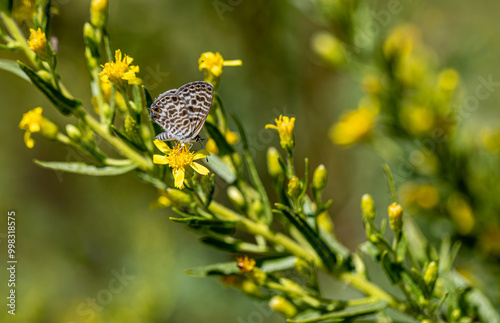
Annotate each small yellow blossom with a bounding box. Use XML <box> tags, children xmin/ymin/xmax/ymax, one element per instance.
<box><xmin>330</xmin><ymin>107</ymin><xmax>377</xmax><ymax>146</ymax></box>
<box><xmin>388</xmin><ymin>202</ymin><xmax>403</xmax><ymax>233</ymax></box>
<box><xmin>438</xmin><ymin>69</ymin><xmax>460</xmax><ymax>92</ymax></box>
<box><xmin>447</xmin><ymin>194</ymin><xmax>474</xmax><ymax>235</ymax></box>
<box><xmin>150</xmin><ymin>190</ymin><xmax>172</xmax><ymax>210</ymax></box>
<box><xmin>225</xmin><ymin>129</ymin><xmax>239</xmax><ymax>145</ymax></box>
<box><xmin>362</xmin><ymin>74</ymin><xmax>382</xmax><ymax>95</ymax></box>
<box><xmin>19</xmin><ymin>107</ymin><xmax>59</xmax><ymax>148</ymax></box>
<box><xmin>198</xmin><ymin>52</ymin><xmax>242</xmax><ymax>80</ymax></box>
<box><xmin>383</xmin><ymin>24</ymin><xmax>420</xmax><ymax>60</ymax></box>
<box><xmin>311</xmin><ymin>31</ymin><xmax>346</xmax><ymax>66</ymax></box>
<box><xmin>265</xmin><ymin>115</ymin><xmax>295</xmax><ymax>153</ymax></box>
<box><xmin>100</xmin><ymin>50</ymin><xmax>141</xmax><ymax>90</ymax></box>
<box><xmin>90</xmin><ymin>0</ymin><xmax>108</xmax><ymax>27</ymax></box>
<box><xmin>236</xmin><ymin>255</ymin><xmax>256</xmax><ymax>273</ymax></box>
<box><xmin>401</xmin><ymin>106</ymin><xmax>435</xmax><ymax>136</ymax></box>
<box><xmin>27</xmin><ymin>28</ymin><xmax>53</xmax><ymax>61</ymax></box>
<box><xmin>153</xmin><ymin>140</ymin><xmax>209</xmax><ymax>189</ymax></box>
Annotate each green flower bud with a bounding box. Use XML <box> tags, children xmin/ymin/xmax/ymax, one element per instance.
<box><xmin>361</xmin><ymin>194</ymin><xmax>376</xmax><ymax>221</ymax></box>
<box><xmin>269</xmin><ymin>296</ymin><xmax>297</xmax><ymax>318</ymax></box>
<box><xmin>423</xmin><ymin>261</ymin><xmax>438</xmax><ymax>285</ymax></box>
<box><xmin>65</xmin><ymin>124</ymin><xmax>82</xmax><ymax>141</ymax></box>
<box><xmin>312</xmin><ymin>164</ymin><xmax>327</xmax><ymax>193</ymax></box>
<box><xmin>227</xmin><ymin>186</ymin><xmax>245</xmax><ymax>209</ymax></box>
<box><xmin>140</xmin><ymin>123</ymin><xmax>154</xmax><ymax>153</ymax></box>
<box><xmin>241</xmin><ymin>279</ymin><xmax>261</xmax><ymax>297</ymax></box>
<box><xmin>388</xmin><ymin>202</ymin><xmax>403</xmax><ymax>233</ymax></box>
<box><xmin>287</xmin><ymin>176</ymin><xmax>302</xmax><ymax>200</ymax></box>
<box><xmin>124</xmin><ymin>115</ymin><xmax>138</xmax><ymax>138</ymax></box>
<box><xmin>267</xmin><ymin>147</ymin><xmax>283</xmax><ymax>178</ymax></box>
<box><xmin>165</xmin><ymin>188</ymin><xmax>192</xmax><ymax>207</ymax></box>
<box><xmin>37</xmin><ymin>70</ymin><xmax>52</xmax><ymax>83</ymax></box>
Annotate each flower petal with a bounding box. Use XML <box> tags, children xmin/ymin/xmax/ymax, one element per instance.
<box><xmin>190</xmin><ymin>162</ymin><xmax>210</xmax><ymax>175</ymax></box>
<box><xmin>192</xmin><ymin>151</ymin><xmax>210</xmax><ymax>160</ymax></box>
<box><xmin>154</xmin><ymin>140</ymin><xmax>171</xmax><ymax>154</ymax></box>
<box><xmin>153</xmin><ymin>154</ymin><xmax>169</xmax><ymax>164</ymax></box>
<box><xmin>173</xmin><ymin>168</ymin><xmax>185</xmax><ymax>189</ymax></box>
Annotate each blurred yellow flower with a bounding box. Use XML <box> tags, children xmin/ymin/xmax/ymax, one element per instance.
<box><xmin>27</xmin><ymin>28</ymin><xmax>53</xmax><ymax>61</ymax></box>
<box><xmin>19</xmin><ymin>107</ymin><xmax>58</xmax><ymax>148</ymax></box>
<box><xmin>198</xmin><ymin>52</ymin><xmax>242</xmax><ymax>78</ymax></box>
<box><xmin>383</xmin><ymin>24</ymin><xmax>420</xmax><ymax>60</ymax></box>
<box><xmin>153</xmin><ymin>140</ymin><xmax>210</xmax><ymax>189</ymax></box>
<box><xmin>236</xmin><ymin>255</ymin><xmax>256</xmax><ymax>273</ymax></box>
<box><xmin>362</xmin><ymin>74</ymin><xmax>382</xmax><ymax>95</ymax></box>
<box><xmin>438</xmin><ymin>69</ymin><xmax>460</xmax><ymax>92</ymax></box>
<box><xmin>150</xmin><ymin>190</ymin><xmax>172</xmax><ymax>210</ymax></box>
<box><xmin>12</xmin><ymin>0</ymin><xmax>35</xmax><ymax>23</ymax></box>
<box><xmin>481</xmin><ymin>128</ymin><xmax>500</xmax><ymax>153</ymax></box>
<box><xmin>311</xmin><ymin>31</ymin><xmax>346</xmax><ymax>66</ymax></box>
<box><xmin>401</xmin><ymin>183</ymin><xmax>439</xmax><ymax>209</ymax></box>
<box><xmin>90</xmin><ymin>0</ymin><xmax>108</xmax><ymax>27</ymax></box>
<box><xmin>265</xmin><ymin>115</ymin><xmax>295</xmax><ymax>152</ymax></box>
<box><xmin>100</xmin><ymin>50</ymin><xmax>141</xmax><ymax>89</ymax></box>
<box><xmin>447</xmin><ymin>194</ymin><xmax>474</xmax><ymax>235</ymax></box>
<box><xmin>330</xmin><ymin>107</ymin><xmax>377</xmax><ymax>146</ymax></box>
<box><xmin>225</xmin><ymin>129</ymin><xmax>239</xmax><ymax>145</ymax></box>
<box><xmin>401</xmin><ymin>106</ymin><xmax>435</xmax><ymax>135</ymax></box>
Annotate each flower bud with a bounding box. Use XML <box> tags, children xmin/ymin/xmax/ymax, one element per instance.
<box><xmin>65</xmin><ymin>124</ymin><xmax>82</xmax><ymax>141</ymax></box>
<box><xmin>90</xmin><ymin>0</ymin><xmax>108</xmax><ymax>28</ymax></box>
<box><xmin>267</xmin><ymin>147</ymin><xmax>283</xmax><ymax>178</ymax></box>
<box><xmin>317</xmin><ymin>211</ymin><xmax>334</xmax><ymax>233</ymax></box>
<box><xmin>124</xmin><ymin>115</ymin><xmax>138</xmax><ymax>137</ymax></box>
<box><xmin>165</xmin><ymin>188</ymin><xmax>192</xmax><ymax>207</ymax></box>
<box><xmin>227</xmin><ymin>186</ymin><xmax>245</xmax><ymax>209</ymax></box>
<box><xmin>388</xmin><ymin>202</ymin><xmax>403</xmax><ymax>233</ymax></box>
<box><xmin>312</xmin><ymin>164</ymin><xmax>327</xmax><ymax>193</ymax></box>
<box><xmin>287</xmin><ymin>176</ymin><xmax>302</xmax><ymax>200</ymax></box>
<box><xmin>361</xmin><ymin>194</ymin><xmax>376</xmax><ymax>221</ymax></box>
<box><xmin>269</xmin><ymin>296</ymin><xmax>297</xmax><ymax>318</ymax></box>
<box><xmin>423</xmin><ymin>261</ymin><xmax>438</xmax><ymax>285</ymax></box>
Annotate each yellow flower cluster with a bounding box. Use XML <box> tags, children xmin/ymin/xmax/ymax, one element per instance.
<box><xmin>198</xmin><ymin>51</ymin><xmax>242</xmax><ymax>84</ymax></box>
<box><xmin>27</xmin><ymin>28</ymin><xmax>53</xmax><ymax>62</ymax></box>
<box><xmin>330</xmin><ymin>107</ymin><xmax>377</xmax><ymax>146</ymax></box>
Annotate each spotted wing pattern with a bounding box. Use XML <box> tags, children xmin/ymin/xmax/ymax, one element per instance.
<box><xmin>149</xmin><ymin>81</ymin><xmax>214</xmax><ymax>144</ymax></box>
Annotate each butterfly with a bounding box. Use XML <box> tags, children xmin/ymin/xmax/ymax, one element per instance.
<box><xmin>149</xmin><ymin>81</ymin><xmax>214</xmax><ymax>151</ymax></box>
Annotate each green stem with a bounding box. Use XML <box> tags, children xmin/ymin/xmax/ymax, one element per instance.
<box><xmin>0</xmin><ymin>13</ymin><xmax>39</xmax><ymax>68</ymax></box>
<box><xmin>82</xmin><ymin>111</ymin><xmax>153</xmax><ymax>172</ymax></box>
<box><xmin>209</xmin><ymin>200</ymin><xmax>403</xmax><ymax>311</ymax></box>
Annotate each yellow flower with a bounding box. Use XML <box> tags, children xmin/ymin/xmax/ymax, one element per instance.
<box><xmin>19</xmin><ymin>107</ymin><xmax>58</xmax><ymax>148</ymax></box>
<box><xmin>90</xmin><ymin>0</ymin><xmax>108</xmax><ymax>27</ymax></box>
<box><xmin>198</xmin><ymin>51</ymin><xmax>242</xmax><ymax>80</ymax></box>
<box><xmin>383</xmin><ymin>24</ymin><xmax>420</xmax><ymax>60</ymax></box>
<box><xmin>438</xmin><ymin>68</ymin><xmax>460</xmax><ymax>92</ymax></box>
<box><xmin>236</xmin><ymin>255</ymin><xmax>256</xmax><ymax>273</ymax></box>
<box><xmin>401</xmin><ymin>106</ymin><xmax>435</xmax><ymax>136</ymax></box>
<box><xmin>152</xmin><ymin>140</ymin><xmax>210</xmax><ymax>189</ymax></box>
<box><xmin>100</xmin><ymin>50</ymin><xmax>141</xmax><ymax>90</ymax></box>
<box><xmin>329</xmin><ymin>107</ymin><xmax>377</xmax><ymax>146</ymax></box>
<box><xmin>27</xmin><ymin>28</ymin><xmax>53</xmax><ymax>61</ymax></box>
<box><xmin>311</xmin><ymin>31</ymin><xmax>346</xmax><ymax>67</ymax></box>
<box><xmin>12</xmin><ymin>0</ymin><xmax>35</xmax><ymax>23</ymax></box>
<box><xmin>447</xmin><ymin>194</ymin><xmax>474</xmax><ymax>235</ymax></box>
<box><xmin>265</xmin><ymin>115</ymin><xmax>296</xmax><ymax>153</ymax></box>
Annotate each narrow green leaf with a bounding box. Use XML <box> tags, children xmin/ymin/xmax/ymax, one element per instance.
<box><xmin>288</xmin><ymin>300</ymin><xmax>387</xmax><ymax>323</ymax></box>
<box><xmin>231</xmin><ymin>113</ymin><xmax>272</xmax><ymax>223</ymax></box>
<box><xmin>136</xmin><ymin>171</ymin><xmax>168</xmax><ymax>190</ymax></box>
<box><xmin>18</xmin><ymin>62</ymin><xmax>81</xmax><ymax>115</ymax></box>
<box><xmin>205</xmin><ymin>154</ymin><xmax>236</xmax><ymax>183</ymax></box>
<box><xmin>170</xmin><ymin>217</ymin><xmax>236</xmax><ymax>228</ymax></box>
<box><xmin>35</xmin><ymin>160</ymin><xmax>137</xmax><ymax>176</ymax></box>
<box><xmin>359</xmin><ymin>241</ymin><xmax>382</xmax><ymax>261</ymax></box>
<box><xmin>204</xmin><ymin>122</ymin><xmax>234</xmax><ymax>156</ymax></box>
<box><xmin>184</xmin><ymin>261</ymin><xmax>239</xmax><ymax>277</ymax></box>
<box><xmin>200</xmin><ymin>236</ymin><xmax>278</xmax><ymax>254</ymax></box>
<box><xmin>278</xmin><ymin>207</ymin><xmax>337</xmax><ymax>270</ymax></box>
<box><xmin>259</xmin><ymin>256</ymin><xmax>297</xmax><ymax>272</ymax></box>
<box><xmin>0</xmin><ymin>59</ymin><xmax>29</xmax><ymax>81</ymax></box>
<box><xmin>110</xmin><ymin>125</ymin><xmax>146</xmax><ymax>152</ymax></box>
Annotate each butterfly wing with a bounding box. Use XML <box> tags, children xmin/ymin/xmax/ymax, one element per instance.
<box><xmin>150</xmin><ymin>89</ymin><xmax>193</xmax><ymax>141</ymax></box>
<box><xmin>175</xmin><ymin>81</ymin><xmax>214</xmax><ymax>140</ymax></box>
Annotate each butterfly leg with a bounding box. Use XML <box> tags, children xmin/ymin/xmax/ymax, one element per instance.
<box><xmin>193</xmin><ymin>136</ymin><xmax>209</xmax><ymax>162</ymax></box>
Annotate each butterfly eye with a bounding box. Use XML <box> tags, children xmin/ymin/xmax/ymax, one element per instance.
<box><xmin>153</xmin><ymin>107</ymin><xmax>160</xmax><ymax>112</ymax></box>
<box><xmin>152</xmin><ymin>114</ymin><xmax>159</xmax><ymax>119</ymax></box>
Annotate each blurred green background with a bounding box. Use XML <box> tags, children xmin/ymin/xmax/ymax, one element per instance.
<box><xmin>1</xmin><ymin>0</ymin><xmax>500</xmax><ymax>322</ymax></box>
